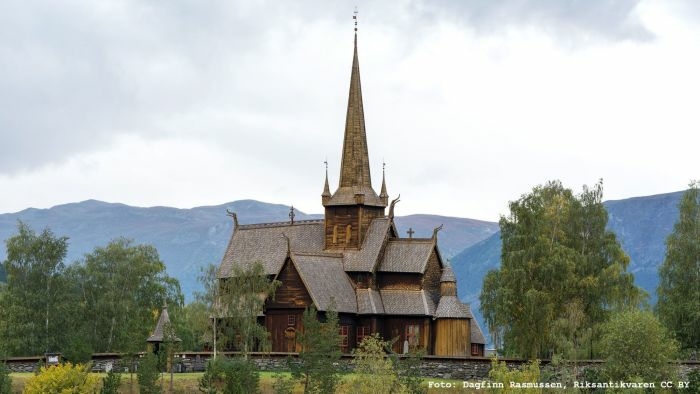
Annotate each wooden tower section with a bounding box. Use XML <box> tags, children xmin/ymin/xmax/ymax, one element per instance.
<box><xmin>434</xmin><ymin>266</ymin><xmax>471</xmax><ymax>356</ymax></box>
<box><xmin>322</xmin><ymin>32</ymin><xmax>387</xmax><ymax>250</ymax></box>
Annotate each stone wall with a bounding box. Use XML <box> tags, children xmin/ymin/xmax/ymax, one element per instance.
<box><xmin>4</xmin><ymin>352</ymin><xmax>699</xmax><ymax>381</ymax></box>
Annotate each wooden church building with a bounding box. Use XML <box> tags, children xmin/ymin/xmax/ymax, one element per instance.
<box><xmin>218</xmin><ymin>28</ymin><xmax>485</xmax><ymax>357</ymax></box>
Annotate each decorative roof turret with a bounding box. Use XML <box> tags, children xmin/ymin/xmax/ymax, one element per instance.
<box><xmin>380</xmin><ymin>162</ymin><xmax>389</xmax><ymax>205</ymax></box>
<box><xmin>322</xmin><ymin>161</ymin><xmax>331</xmax><ymax>204</ymax></box>
<box><xmin>147</xmin><ymin>304</ymin><xmax>181</xmax><ymax>343</ymax></box>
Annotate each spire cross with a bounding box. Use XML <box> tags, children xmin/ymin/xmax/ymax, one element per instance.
<box><xmin>324</xmin><ymin>159</ymin><xmax>328</xmax><ymax>171</ymax></box>
<box><xmin>407</xmin><ymin>228</ymin><xmax>415</xmax><ymax>238</ymax></box>
<box><xmin>289</xmin><ymin>205</ymin><xmax>296</xmax><ymax>225</ymax></box>
<box><xmin>353</xmin><ymin>7</ymin><xmax>358</xmax><ymax>32</ymax></box>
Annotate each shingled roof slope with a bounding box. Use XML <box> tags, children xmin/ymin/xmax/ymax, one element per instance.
<box><xmin>434</xmin><ymin>295</ymin><xmax>473</xmax><ymax>319</ymax></box>
<box><xmin>292</xmin><ymin>253</ymin><xmax>357</xmax><ymax>313</ymax></box>
<box><xmin>380</xmin><ymin>290</ymin><xmax>435</xmax><ymax>316</ymax></box>
<box><xmin>471</xmin><ymin>317</ymin><xmax>487</xmax><ymax>344</ymax></box>
<box><xmin>219</xmin><ymin>220</ymin><xmax>324</xmax><ymax>278</ymax></box>
<box><xmin>344</xmin><ymin>217</ymin><xmax>391</xmax><ymax>271</ymax></box>
<box><xmin>147</xmin><ymin>305</ymin><xmax>181</xmax><ymax>343</ymax></box>
<box><xmin>356</xmin><ymin>288</ymin><xmax>385</xmax><ymax>314</ymax></box>
<box><xmin>378</xmin><ymin>239</ymin><xmax>434</xmax><ymax>273</ymax></box>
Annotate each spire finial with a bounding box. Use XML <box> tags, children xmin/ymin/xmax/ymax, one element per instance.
<box><xmin>353</xmin><ymin>7</ymin><xmax>358</xmax><ymax>32</ymax></box>
<box><xmin>289</xmin><ymin>205</ymin><xmax>296</xmax><ymax>225</ymax></box>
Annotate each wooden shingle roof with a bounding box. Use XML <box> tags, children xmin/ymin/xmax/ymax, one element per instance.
<box><xmin>343</xmin><ymin>217</ymin><xmax>391</xmax><ymax>272</ymax></box>
<box><xmin>379</xmin><ymin>290</ymin><xmax>436</xmax><ymax>316</ymax></box>
<box><xmin>356</xmin><ymin>288</ymin><xmax>385</xmax><ymax>314</ymax></box>
<box><xmin>378</xmin><ymin>239</ymin><xmax>434</xmax><ymax>273</ymax></box>
<box><xmin>147</xmin><ymin>305</ymin><xmax>181</xmax><ymax>343</ymax></box>
<box><xmin>218</xmin><ymin>220</ymin><xmax>324</xmax><ymax>278</ymax></box>
<box><xmin>471</xmin><ymin>317</ymin><xmax>487</xmax><ymax>344</ymax></box>
<box><xmin>434</xmin><ymin>295</ymin><xmax>473</xmax><ymax>319</ymax></box>
<box><xmin>291</xmin><ymin>253</ymin><xmax>357</xmax><ymax>313</ymax></box>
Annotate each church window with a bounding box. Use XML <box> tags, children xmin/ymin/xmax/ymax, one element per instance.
<box><xmin>471</xmin><ymin>343</ymin><xmax>481</xmax><ymax>356</ymax></box>
<box><xmin>287</xmin><ymin>315</ymin><xmax>296</xmax><ymax>326</ymax></box>
<box><xmin>339</xmin><ymin>325</ymin><xmax>349</xmax><ymax>352</ymax></box>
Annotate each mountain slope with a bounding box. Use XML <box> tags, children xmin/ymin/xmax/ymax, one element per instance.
<box><xmin>0</xmin><ymin>200</ymin><xmax>497</xmax><ymax>298</ymax></box>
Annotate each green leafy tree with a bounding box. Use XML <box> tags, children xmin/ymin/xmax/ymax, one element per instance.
<box><xmin>195</xmin><ymin>263</ymin><xmax>224</xmax><ymax>357</ymax></box>
<box><xmin>657</xmin><ymin>181</ymin><xmax>700</xmax><ymax>351</ymax></box>
<box><xmin>294</xmin><ymin>305</ymin><xmax>341</xmax><ymax>393</ymax></box>
<box><xmin>71</xmin><ymin>238</ymin><xmax>183</xmax><ymax>353</ymax></box>
<box><xmin>350</xmin><ymin>333</ymin><xmax>400</xmax><ymax>394</ymax></box>
<box><xmin>0</xmin><ymin>222</ymin><xmax>71</xmax><ymax>356</ymax></box>
<box><xmin>600</xmin><ymin>309</ymin><xmax>678</xmax><ymax>382</ymax></box>
<box><xmin>481</xmin><ymin>180</ymin><xmax>644</xmax><ymax>358</ymax></box>
<box><xmin>218</xmin><ymin>261</ymin><xmax>279</xmax><ymax>357</ymax></box>
<box><xmin>487</xmin><ymin>359</ymin><xmax>541</xmax><ymax>394</ymax></box>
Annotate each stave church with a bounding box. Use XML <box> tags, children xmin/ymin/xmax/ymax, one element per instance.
<box><xmin>217</xmin><ymin>25</ymin><xmax>485</xmax><ymax>357</ymax></box>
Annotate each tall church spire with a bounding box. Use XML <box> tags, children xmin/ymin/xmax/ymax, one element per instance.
<box><xmin>324</xmin><ymin>22</ymin><xmax>385</xmax><ymax>208</ymax></box>
<box><xmin>339</xmin><ymin>31</ymin><xmax>371</xmax><ymax>189</ymax></box>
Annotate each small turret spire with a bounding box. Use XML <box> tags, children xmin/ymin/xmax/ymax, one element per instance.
<box><xmin>322</xmin><ymin>160</ymin><xmax>331</xmax><ymax>204</ymax></box>
<box><xmin>380</xmin><ymin>161</ymin><xmax>388</xmax><ymax>204</ymax></box>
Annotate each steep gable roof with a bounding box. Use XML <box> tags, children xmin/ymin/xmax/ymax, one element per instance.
<box><xmin>378</xmin><ymin>238</ymin><xmax>434</xmax><ymax>273</ymax></box>
<box><xmin>471</xmin><ymin>317</ymin><xmax>487</xmax><ymax>345</ymax></box>
<box><xmin>356</xmin><ymin>288</ymin><xmax>385</xmax><ymax>314</ymax></box>
<box><xmin>343</xmin><ymin>217</ymin><xmax>391</xmax><ymax>272</ymax></box>
<box><xmin>218</xmin><ymin>220</ymin><xmax>324</xmax><ymax>278</ymax></box>
<box><xmin>291</xmin><ymin>253</ymin><xmax>357</xmax><ymax>313</ymax></box>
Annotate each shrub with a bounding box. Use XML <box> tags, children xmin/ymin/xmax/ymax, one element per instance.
<box><xmin>487</xmin><ymin>358</ymin><xmax>541</xmax><ymax>394</ymax></box>
<box><xmin>221</xmin><ymin>357</ymin><xmax>259</xmax><ymax>394</ymax></box>
<box><xmin>350</xmin><ymin>333</ymin><xmax>400</xmax><ymax>394</ymax></box>
<box><xmin>600</xmin><ymin>309</ymin><xmax>678</xmax><ymax>382</ymax></box>
<box><xmin>199</xmin><ymin>357</ymin><xmax>226</xmax><ymax>393</ymax></box>
<box><xmin>686</xmin><ymin>368</ymin><xmax>700</xmax><ymax>394</ymax></box>
<box><xmin>137</xmin><ymin>353</ymin><xmax>160</xmax><ymax>394</ymax></box>
<box><xmin>272</xmin><ymin>373</ymin><xmax>295</xmax><ymax>394</ymax></box>
<box><xmin>24</xmin><ymin>362</ymin><xmax>99</xmax><ymax>394</ymax></box>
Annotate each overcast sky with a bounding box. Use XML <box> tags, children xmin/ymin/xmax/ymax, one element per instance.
<box><xmin>1</xmin><ymin>0</ymin><xmax>698</xmax><ymax>221</ymax></box>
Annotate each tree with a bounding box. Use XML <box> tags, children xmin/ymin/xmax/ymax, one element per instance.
<box><xmin>294</xmin><ymin>305</ymin><xmax>341</xmax><ymax>393</ymax></box>
<box><xmin>600</xmin><ymin>309</ymin><xmax>678</xmax><ymax>382</ymax></box>
<box><xmin>480</xmin><ymin>180</ymin><xmax>644</xmax><ymax>358</ymax></box>
<box><xmin>657</xmin><ymin>181</ymin><xmax>700</xmax><ymax>352</ymax></box>
<box><xmin>195</xmin><ymin>263</ymin><xmax>223</xmax><ymax>357</ymax></box>
<box><xmin>218</xmin><ymin>261</ymin><xmax>279</xmax><ymax>357</ymax></box>
<box><xmin>0</xmin><ymin>222</ymin><xmax>71</xmax><ymax>356</ymax></box>
<box><xmin>349</xmin><ymin>333</ymin><xmax>400</xmax><ymax>394</ymax></box>
<box><xmin>71</xmin><ymin>238</ymin><xmax>183</xmax><ymax>353</ymax></box>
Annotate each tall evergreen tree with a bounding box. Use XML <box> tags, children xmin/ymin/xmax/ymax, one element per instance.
<box><xmin>657</xmin><ymin>181</ymin><xmax>700</xmax><ymax>351</ymax></box>
<box><xmin>480</xmin><ymin>180</ymin><xmax>644</xmax><ymax>358</ymax></box>
<box><xmin>0</xmin><ymin>222</ymin><xmax>70</xmax><ymax>356</ymax></box>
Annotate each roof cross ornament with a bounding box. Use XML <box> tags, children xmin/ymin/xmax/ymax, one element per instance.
<box><xmin>407</xmin><ymin>228</ymin><xmax>415</xmax><ymax>238</ymax></box>
<box><xmin>353</xmin><ymin>7</ymin><xmax>358</xmax><ymax>32</ymax></box>
<box><xmin>289</xmin><ymin>205</ymin><xmax>296</xmax><ymax>225</ymax></box>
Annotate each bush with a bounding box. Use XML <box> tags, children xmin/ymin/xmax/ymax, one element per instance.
<box><xmin>137</xmin><ymin>353</ymin><xmax>160</xmax><ymax>394</ymax></box>
<box><xmin>24</xmin><ymin>362</ymin><xmax>99</xmax><ymax>394</ymax></box>
<box><xmin>0</xmin><ymin>362</ymin><xmax>10</xmax><ymax>394</ymax></box>
<box><xmin>221</xmin><ymin>357</ymin><xmax>259</xmax><ymax>394</ymax></box>
<box><xmin>687</xmin><ymin>368</ymin><xmax>700</xmax><ymax>394</ymax></box>
<box><xmin>272</xmin><ymin>373</ymin><xmax>295</xmax><ymax>394</ymax></box>
<box><xmin>600</xmin><ymin>309</ymin><xmax>678</xmax><ymax>382</ymax></box>
<box><xmin>198</xmin><ymin>357</ymin><xmax>260</xmax><ymax>394</ymax></box>
<box><xmin>487</xmin><ymin>358</ymin><xmax>541</xmax><ymax>394</ymax></box>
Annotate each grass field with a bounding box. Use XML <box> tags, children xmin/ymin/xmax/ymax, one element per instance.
<box><xmin>9</xmin><ymin>371</ymin><xmax>470</xmax><ymax>393</ymax></box>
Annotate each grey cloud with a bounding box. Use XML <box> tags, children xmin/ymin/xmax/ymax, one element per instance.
<box><xmin>0</xmin><ymin>0</ymin><xmax>659</xmax><ymax>174</ymax></box>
